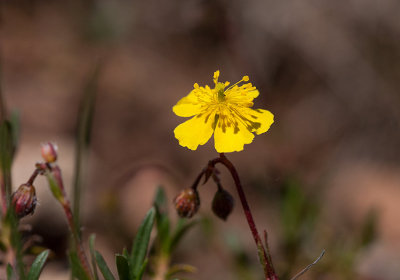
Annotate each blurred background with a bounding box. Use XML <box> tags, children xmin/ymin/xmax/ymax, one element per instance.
<box><xmin>2</xmin><ymin>0</ymin><xmax>400</xmax><ymax>279</ymax></box>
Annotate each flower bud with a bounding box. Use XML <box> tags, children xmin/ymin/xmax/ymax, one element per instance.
<box><xmin>212</xmin><ymin>188</ymin><xmax>234</xmax><ymax>221</ymax></box>
<box><xmin>41</xmin><ymin>142</ymin><xmax>58</xmax><ymax>163</ymax></box>
<box><xmin>174</xmin><ymin>188</ymin><xmax>200</xmax><ymax>218</ymax></box>
<box><xmin>11</xmin><ymin>184</ymin><xmax>37</xmax><ymax>218</ymax></box>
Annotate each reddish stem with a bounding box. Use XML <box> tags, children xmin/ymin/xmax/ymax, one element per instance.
<box><xmin>27</xmin><ymin>168</ymin><xmax>41</xmax><ymax>186</ymax></box>
<box><xmin>0</xmin><ymin>170</ymin><xmax>7</xmax><ymax>214</ymax></box>
<box><xmin>51</xmin><ymin>166</ymin><xmax>92</xmax><ymax>279</ymax></box>
<box><xmin>28</xmin><ymin>163</ymin><xmax>92</xmax><ymax>278</ymax></box>
<box><xmin>210</xmin><ymin>153</ymin><xmax>279</xmax><ymax>280</ymax></box>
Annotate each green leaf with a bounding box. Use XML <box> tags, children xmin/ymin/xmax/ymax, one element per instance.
<box><xmin>136</xmin><ymin>259</ymin><xmax>148</xmax><ymax>280</ymax></box>
<box><xmin>130</xmin><ymin>207</ymin><xmax>156</xmax><ymax>278</ymax></box>
<box><xmin>6</xmin><ymin>210</ymin><xmax>26</xmax><ymax>279</ymax></box>
<box><xmin>0</xmin><ymin>120</ymin><xmax>14</xmax><ymax>170</ymax></box>
<box><xmin>157</xmin><ymin>215</ymin><xmax>171</xmax><ymax>254</ymax></box>
<box><xmin>153</xmin><ymin>187</ymin><xmax>167</xmax><ymax>213</ymax></box>
<box><xmin>122</xmin><ymin>248</ymin><xmax>129</xmax><ymax>259</ymax></box>
<box><xmin>27</xmin><ymin>250</ymin><xmax>50</xmax><ymax>280</ymax></box>
<box><xmin>360</xmin><ymin>208</ymin><xmax>378</xmax><ymax>247</ymax></box>
<box><xmin>73</xmin><ymin>65</ymin><xmax>99</xmax><ymax>232</ymax></box>
<box><xmin>95</xmin><ymin>251</ymin><xmax>115</xmax><ymax>280</ymax></box>
<box><xmin>153</xmin><ymin>187</ymin><xmax>171</xmax><ymax>254</ymax></box>
<box><xmin>116</xmin><ymin>254</ymin><xmax>130</xmax><ymax>280</ymax></box>
<box><xmin>89</xmin><ymin>234</ymin><xmax>99</xmax><ymax>280</ymax></box>
<box><xmin>9</xmin><ymin>111</ymin><xmax>20</xmax><ymax>154</ymax></box>
<box><xmin>69</xmin><ymin>251</ymin><xmax>91</xmax><ymax>280</ymax></box>
<box><xmin>6</xmin><ymin>264</ymin><xmax>14</xmax><ymax>280</ymax></box>
<box><xmin>166</xmin><ymin>264</ymin><xmax>197</xmax><ymax>279</ymax></box>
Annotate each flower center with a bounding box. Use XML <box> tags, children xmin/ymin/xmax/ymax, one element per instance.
<box><xmin>215</xmin><ymin>83</ymin><xmax>226</xmax><ymax>102</ymax></box>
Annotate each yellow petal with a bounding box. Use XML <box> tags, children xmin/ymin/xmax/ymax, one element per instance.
<box><xmin>244</xmin><ymin>108</ymin><xmax>274</xmax><ymax>135</ymax></box>
<box><xmin>174</xmin><ymin>112</ymin><xmax>215</xmax><ymax>150</ymax></box>
<box><xmin>247</xmin><ymin>89</ymin><xmax>259</xmax><ymax>99</ymax></box>
<box><xmin>172</xmin><ymin>90</ymin><xmax>202</xmax><ymax>117</ymax></box>
<box><xmin>214</xmin><ymin>119</ymin><xmax>254</xmax><ymax>153</ymax></box>
<box><xmin>225</xmin><ymin>88</ymin><xmax>259</xmax><ymax>103</ymax></box>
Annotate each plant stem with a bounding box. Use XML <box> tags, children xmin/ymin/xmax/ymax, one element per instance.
<box><xmin>0</xmin><ymin>170</ymin><xmax>7</xmax><ymax>215</ymax></box>
<box><xmin>209</xmin><ymin>153</ymin><xmax>279</xmax><ymax>280</ymax></box>
<box><xmin>27</xmin><ymin>168</ymin><xmax>41</xmax><ymax>186</ymax></box>
<box><xmin>51</xmin><ymin>166</ymin><xmax>93</xmax><ymax>279</ymax></box>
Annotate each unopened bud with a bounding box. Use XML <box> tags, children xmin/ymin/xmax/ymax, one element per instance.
<box><xmin>11</xmin><ymin>184</ymin><xmax>37</xmax><ymax>218</ymax></box>
<box><xmin>212</xmin><ymin>188</ymin><xmax>234</xmax><ymax>221</ymax></box>
<box><xmin>41</xmin><ymin>142</ymin><xmax>58</xmax><ymax>163</ymax></box>
<box><xmin>174</xmin><ymin>188</ymin><xmax>200</xmax><ymax>218</ymax></box>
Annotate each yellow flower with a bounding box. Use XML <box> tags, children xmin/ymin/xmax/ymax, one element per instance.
<box><xmin>173</xmin><ymin>70</ymin><xmax>274</xmax><ymax>153</ymax></box>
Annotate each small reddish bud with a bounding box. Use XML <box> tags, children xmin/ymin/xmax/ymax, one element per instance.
<box><xmin>11</xmin><ymin>184</ymin><xmax>37</xmax><ymax>218</ymax></box>
<box><xmin>41</xmin><ymin>142</ymin><xmax>58</xmax><ymax>163</ymax></box>
<box><xmin>212</xmin><ymin>188</ymin><xmax>234</xmax><ymax>221</ymax></box>
<box><xmin>174</xmin><ymin>188</ymin><xmax>200</xmax><ymax>218</ymax></box>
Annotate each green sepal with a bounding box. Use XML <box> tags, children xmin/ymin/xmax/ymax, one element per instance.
<box><xmin>44</xmin><ymin>171</ymin><xmax>64</xmax><ymax>202</ymax></box>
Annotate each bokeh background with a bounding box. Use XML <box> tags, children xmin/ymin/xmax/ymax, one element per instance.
<box><xmin>2</xmin><ymin>0</ymin><xmax>400</xmax><ymax>279</ymax></box>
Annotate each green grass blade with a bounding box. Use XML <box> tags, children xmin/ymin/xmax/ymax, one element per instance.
<box><xmin>95</xmin><ymin>251</ymin><xmax>116</xmax><ymax>280</ymax></box>
<box><xmin>130</xmin><ymin>207</ymin><xmax>156</xmax><ymax>278</ymax></box>
<box><xmin>27</xmin><ymin>250</ymin><xmax>50</xmax><ymax>280</ymax></box>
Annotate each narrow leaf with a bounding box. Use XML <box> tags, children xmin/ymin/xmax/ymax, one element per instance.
<box><xmin>130</xmin><ymin>207</ymin><xmax>156</xmax><ymax>278</ymax></box>
<box><xmin>136</xmin><ymin>259</ymin><xmax>148</xmax><ymax>280</ymax></box>
<box><xmin>153</xmin><ymin>187</ymin><xmax>171</xmax><ymax>254</ymax></box>
<box><xmin>122</xmin><ymin>248</ymin><xmax>129</xmax><ymax>259</ymax></box>
<box><xmin>69</xmin><ymin>251</ymin><xmax>91</xmax><ymax>280</ymax></box>
<box><xmin>89</xmin><ymin>234</ymin><xmax>99</xmax><ymax>280</ymax></box>
<box><xmin>166</xmin><ymin>264</ymin><xmax>197</xmax><ymax>278</ymax></box>
<box><xmin>6</xmin><ymin>264</ymin><xmax>14</xmax><ymax>280</ymax></box>
<box><xmin>27</xmin><ymin>250</ymin><xmax>50</xmax><ymax>280</ymax></box>
<box><xmin>116</xmin><ymin>255</ymin><xmax>130</xmax><ymax>280</ymax></box>
<box><xmin>153</xmin><ymin>187</ymin><xmax>167</xmax><ymax>212</ymax></box>
<box><xmin>95</xmin><ymin>251</ymin><xmax>115</xmax><ymax>280</ymax></box>
<box><xmin>9</xmin><ymin>111</ymin><xmax>20</xmax><ymax>154</ymax></box>
<box><xmin>0</xmin><ymin>120</ymin><xmax>14</xmax><ymax>170</ymax></box>
<box><xmin>73</xmin><ymin>65</ymin><xmax>99</xmax><ymax>232</ymax></box>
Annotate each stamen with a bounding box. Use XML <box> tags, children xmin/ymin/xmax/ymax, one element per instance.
<box><xmin>225</xmin><ymin>77</ymin><xmax>249</xmax><ymax>92</ymax></box>
<box><xmin>213</xmin><ymin>70</ymin><xmax>220</xmax><ymax>85</ymax></box>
